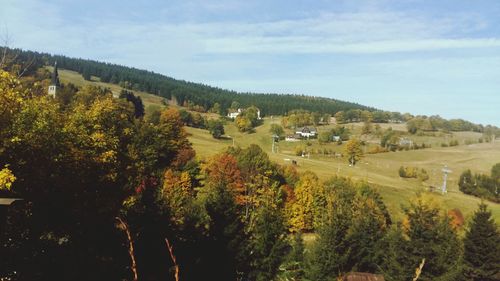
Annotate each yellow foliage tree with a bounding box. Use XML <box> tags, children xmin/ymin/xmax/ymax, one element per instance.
<box><xmin>161</xmin><ymin>169</ymin><xmax>193</xmax><ymax>224</ymax></box>
<box><xmin>0</xmin><ymin>165</ymin><xmax>16</xmax><ymax>191</ymax></box>
<box><xmin>287</xmin><ymin>171</ymin><xmax>323</xmax><ymax>232</ymax></box>
<box><xmin>344</xmin><ymin>138</ymin><xmax>363</xmax><ymax>165</ymax></box>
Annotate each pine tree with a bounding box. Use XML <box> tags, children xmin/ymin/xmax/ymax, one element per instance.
<box><xmin>202</xmin><ymin>182</ymin><xmax>249</xmax><ymax>281</ymax></box>
<box><xmin>306</xmin><ymin>200</ymin><xmax>352</xmax><ymax>281</ymax></box>
<box><xmin>463</xmin><ymin>203</ymin><xmax>500</xmax><ymax>281</ymax></box>
<box><xmin>381</xmin><ymin>196</ymin><xmax>463</xmax><ymax>281</ymax></box>
<box><xmin>249</xmin><ymin>203</ymin><xmax>288</xmax><ymax>281</ymax></box>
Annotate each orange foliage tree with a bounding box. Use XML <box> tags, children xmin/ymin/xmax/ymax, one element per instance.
<box><xmin>203</xmin><ymin>153</ymin><xmax>245</xmax><ymax>204</ymax></box>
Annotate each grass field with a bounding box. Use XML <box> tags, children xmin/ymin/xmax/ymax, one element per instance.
<box><xmin>188</xmin><ymin>118</ymin><xmax>500</xmax><ymax>222</ymax></box>
<box><xmin>50</xmin><ymin>67</ymin><xmax>169</xmax><ymax>110</ymax></box>
<box><xmin>55</xmin><ymin>67</ymin><xmax>500</xmax><ymax>222</ymax></box>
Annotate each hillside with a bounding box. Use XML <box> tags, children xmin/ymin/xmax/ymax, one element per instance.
<box><xmin>8</xmin><ymin>48</ymin><xmax>374</xmax><ymax>116</ymax></box>
<box><xmin>54</xmin><ymin>66</ymin><xmax>500</xmax><ymax>222</ymax></box>
<box><xmin>3</xmin><ymin>52</ymin><xmax>499</xmax><ymax>281</ymax></box>
<box><xmin>186</xmin><ymin>118</ymin><xmax>500</xmax><ymax>222</ymax></box>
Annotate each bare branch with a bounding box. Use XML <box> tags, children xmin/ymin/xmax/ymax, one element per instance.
<box><xmin>165</xmin><ymin>237</ymin><xmax>180</xmax><ymax>281</ymax></box>
<box><xmin>116</xmin><ymin>217</ymin><xmax>138</xmax><ymax>281</ymax></box>
<box><xmin>0</xmin><ymin>27</ymin><xmax>11</xmax><ymax>69</ymax></box>
<box><xmin>412</xmin><ymin>258</ymin><xmax>425</xmax><ymax>281</ymax></box>
<box><xmin>17</xmin><ymin>55</ymin><xmax>36</xmax><ymax>78</ymax></box>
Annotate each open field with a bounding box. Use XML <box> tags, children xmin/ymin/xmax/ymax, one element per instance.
<box><xmin>50</xmin><ymin>67</ymin><xmax>169</xmax><ymax>110</ymax></box>
<box><xmin>53</xmin><ymin>69</ymin><xmax>499</xmax><ymax>222</ymax></box>
<box><xmin>187</xmin><ymin>118</ymin><xmax>500</xmax><ymax>222</ymax></box>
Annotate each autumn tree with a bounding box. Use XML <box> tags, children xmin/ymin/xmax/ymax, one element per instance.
<box><xmin>235</xmin><ymin>114</ymin><xmax>253</xmax><ymax>132</ymax></box>
<box><xmin>227</xmin><ymin>144</ymin><xmax>283</xmax><ymax>222</ymax></box>
<box><xmin>202</xmin><ymin>153</ymin><xmax>245</xmax><ymax>205</ymax></box>
<box><xmin>269</xmin><ymin>124</ymin><xmax>285</xmax><ymax>138</ymax></box>
<box><xmin>207</xmin><ymin>119</ymin><xmax>224</xmax><ymax>139</ymax></box>
<box><xmin>0</xmin><ymin>165</ymin><xmax>15</xmax><ymax>191</ymax></box>
<box><xmin>287</xmin><ymin>171</ymin><xmax>323</xmax><ymax>232</ymax></box>
<box><xmin>335</xmin><ymin>111</ymin><xmax>345</xmax><ymax>123</ymax></box>
<box><xmin>344</xmin><ymin>138</ymin><xmax>363</xmax><ymax>165</ymax></box>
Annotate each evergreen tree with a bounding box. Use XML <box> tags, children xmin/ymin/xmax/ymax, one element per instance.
<box><xmin>381</xmin><ymin>196</ymin><xmax>463</xmax><ymax>281</ymax></box>
<box><xmin>249</xmin><ymin>203</ymin><xmax>288</xmax><ymax>281</ymax></box>
<box><xmin>306</xmin><ymin>199</ymin><xmax>352</xmax><ymax>281</ymax></box>
<box><xmin>463</xmin><ymin>203</ymin><xmax>500</xmax><ymax>281</ymax></box>
<box><xmin>202</xmin><ymin>182</ymin><xmax>250</xmax><ymax>281</ymax></box>
<box><xmin>491</xmin><ymin>163</ymin><xmax>500</xmax><ymax>182</ymax></box>
<box><xmin>305</xmin><ymin>180</ymin><xmax>390</xmax><ymax>280</ymax></box>
<box><xmin>119</xmin><ymin>90</ymin><xmax>145</xmax><ymax>118</ymax></box>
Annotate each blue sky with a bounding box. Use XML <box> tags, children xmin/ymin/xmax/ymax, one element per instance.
<box><xmin>2</xmin><ymin>0</ymin><xmax>499</xmax><ymax>125</ymax></box>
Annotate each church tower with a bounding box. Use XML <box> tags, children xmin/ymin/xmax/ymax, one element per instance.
<box><xmin>48</xmin><ymin>61</ymin><xmax>59</xmax><ymax>98</ymax></box>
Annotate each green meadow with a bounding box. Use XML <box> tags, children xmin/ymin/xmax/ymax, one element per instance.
<box><xmin>187</xmin><ymin>118</ymin><xmax>500</xmax><ymax>222</ymax></box>
<box><xmin>57</xmin><ymin>67</ymin><xmax>500</xmax><ymax>222</ymax></box>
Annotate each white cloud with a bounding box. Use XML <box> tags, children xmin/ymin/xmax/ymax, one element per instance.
<box><xmin>2</xmin><ymin>2</ymin><xmax>497</xmax><ymax>57</ymax></box>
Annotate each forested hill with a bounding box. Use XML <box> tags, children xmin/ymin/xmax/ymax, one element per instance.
<box><xmin>5</xmin><ymin>48</ymin><xmax>373</xmax><ymax>115</ymax></box>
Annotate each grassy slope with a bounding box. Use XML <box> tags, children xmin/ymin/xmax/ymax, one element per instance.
<box><xmin>188</xmin><ymin>118</ymin><xmax>500</xmax><ymax>222</ymax></box>
<box><xmin>52</xmin><ymin>67</ymin><xmax>168</xmax><ymax>110</ymax></box>
<box><xmin>56</xmin><ymin>67</ymin><xmax>500</xmax><ymax>222</ymax></box>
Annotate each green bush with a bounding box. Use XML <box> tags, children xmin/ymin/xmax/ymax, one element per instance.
<box><xmin>399</xmin><ymin>166</ymin><xmax>429</xmax><ymax>181</ymax></box>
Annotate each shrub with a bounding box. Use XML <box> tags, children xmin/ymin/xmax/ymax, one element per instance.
<box><xmin>399</xmin><ymin>166</ymin><xmax>429</xmax><ymax>182</ymax></box>
<box><xmin>368</xmin><ymin>146</ymin><xmax>389</xmax><ymax>154</ymax></box>
<box><xmin>295</xmin><ymin>145</ymin><xmax>304</xmax><ymax>156</ymax></box>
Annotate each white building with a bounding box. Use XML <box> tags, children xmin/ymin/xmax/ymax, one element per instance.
<box><xmin>227</xmin><ymin>108</ymin><xmax>262</xmax><ymax>119</ymax></box>
<box><xmin>295</xmin><ymin>127</ymin><xmax>317</xmax><ymax>138</ymax></box>
<box><xmin>227</xmin><ymin>108</ymin><xmax>243</xmax><ymax>119</ymax></box>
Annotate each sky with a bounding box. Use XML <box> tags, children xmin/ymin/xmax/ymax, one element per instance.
<box><xmin>1</xmin><ymin>0</ymin><xmax>500</xmax><ymax>126</ymax></box>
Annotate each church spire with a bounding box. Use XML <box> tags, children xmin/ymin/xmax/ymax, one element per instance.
<box><xmin>51</xmin><ymin>61</ymin><xmax>60</xmax><ymax>86</ymax></box>
<box><xmin>48</xmin><ymin>61</ymin><xmax>59</xmax><ymax>98</ymax></box>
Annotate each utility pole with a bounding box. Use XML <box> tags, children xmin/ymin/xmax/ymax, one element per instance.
<box><xmin>441</xmin><ymin>165</ymin><xmax>452</xmax><ymax>194</ymax></box>
<box><xmin>272</xmin><ymin>134</ymin><xmax>279</xmax><ymax>153</ymax></box>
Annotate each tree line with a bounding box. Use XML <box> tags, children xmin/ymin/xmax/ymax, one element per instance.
<box><xmin>459</xmin><ymin>163</ymin><xmax>500</xmax><ymax>203</ymax></box>
<box><xmin>406</xmin><ymin>115</ymin><xmax>500</xmax><ymax>136</ymax></box>
<box><xmin>1</xmin><ymin>47</ymin><xmax>373</xmax><ymax>116</ymax></box>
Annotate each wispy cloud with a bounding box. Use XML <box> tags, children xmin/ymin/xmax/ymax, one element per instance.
<box><xmin>2</xmin><ymin>2</ymin><xmax>497</xmax><ymax>57</ymax></box>
<box><xmin>203</xmin><ymin>37</ymin><xmax>500</xmax><ymax>54</ymax></box>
